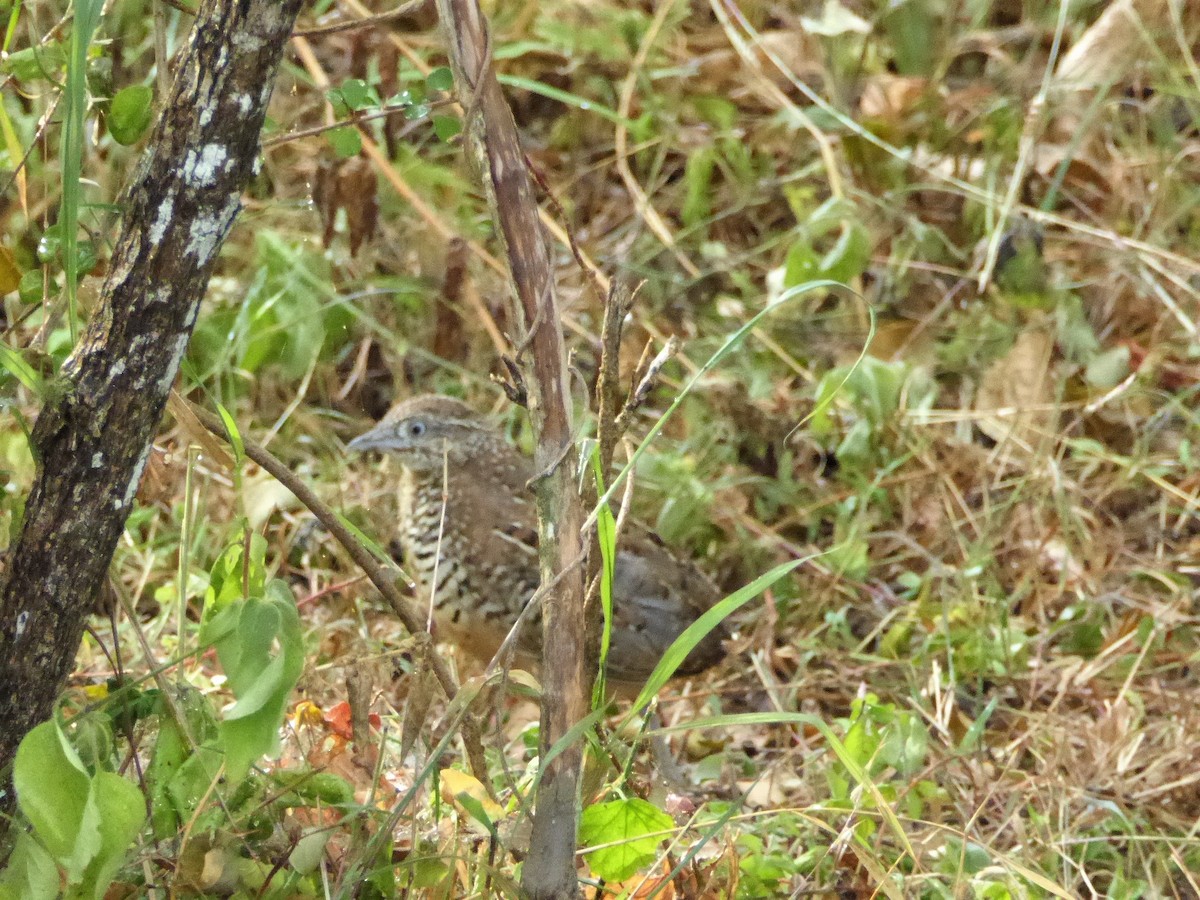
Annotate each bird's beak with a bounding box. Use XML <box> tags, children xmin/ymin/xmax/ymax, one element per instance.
<box><xmin>347</xmin><ymin>422</ymin><xmax>396</xmax><ymax>454</ymax></box>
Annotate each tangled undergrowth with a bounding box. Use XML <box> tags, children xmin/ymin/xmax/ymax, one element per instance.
<box><xmin>3</xmin><ymin>0</ymin><xmax>1200</xmax><ymax>896</ymax></box>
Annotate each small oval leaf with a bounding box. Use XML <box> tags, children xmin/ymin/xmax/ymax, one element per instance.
<box><xmin>108</xmin><ymin>84</ymin><xmax>154</xmax><ymax>145</ymax></box>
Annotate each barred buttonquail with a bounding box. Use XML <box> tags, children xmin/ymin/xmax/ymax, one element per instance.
<box><xmin>348</xmin><ymin>394</ymin><xmax>727</xmax><ymax>684</ymax></box>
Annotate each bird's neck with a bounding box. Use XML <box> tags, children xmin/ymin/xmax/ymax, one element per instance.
<box><xmin>401</xmin><ymin>441</ymin><xmax>533</xmax><ymax>507</ymax></box>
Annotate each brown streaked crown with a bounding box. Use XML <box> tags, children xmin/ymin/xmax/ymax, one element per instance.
<box><xmin>347</xmin><ymin>394</ymin><xmax>504</xmax><ymax>473</ymax></box>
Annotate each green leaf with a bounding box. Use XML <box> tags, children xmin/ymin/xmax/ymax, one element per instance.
<box><xmin>842</xmin><ymin>713</ymin><xmax>876</xmax><ymax>768</ymax></box>
<box><xmin>817</xmin><ymin>220</ymin><xmax>871</xmax><ymax>284</ymax></box>
<box><xmin>73</xmin><ymin>772</ymin><xmax>145</xmax><ymax>900</ymax></box>
<box><xmin>326</xmin><ymin>124</ymin><xmax>362</xmax><ymax>158</ymax></box>
<box><xmin>13</xmin><ymin>720</ymin><xmax>93</xmax><ymax>877</ymax></box>
<box><xmin>432</xmin><ymin>114</ymin><xmax>462</xmax><ymax>142</ymax></box>
<box><xmin>425</xmin><ymin>66</ymin><xmax>453</xmax><ymax>93</ymax></box>
<box><xmin>881</xmin><ymin>0</ymin><xmax>939</xmax><ymax>75</ymax></box>
<box><xmin>218</xmin><ymin>599</ymin><xmax>284</xmax><ymax>700</ymax></box>
<box><xmin>215</xmin><ymin>587</ymin><xmax>305</xmax><ymax>782</ymax></box>
<box><xmin>958</xmin><ymin>696</ymin><xmax>998</xmax><ymax>753</ymax></box>
<box><xmin>273</xmin><ymin>770</ymin><xmax>355</xmax><ymax>807</ymax></box>
<box><xmin>337</xmin><ymin>78</ymin><xmax>373</xmax><ymax>111</ymax></box>
<box><xmin>691</xmin><ymin>95</ymin><xmax>737</xmax><ymax>130</ymax></box>
<box><xmin>163</xmin><ymin>744</ymin><xmax>225</xmax><ymax>829</ymax></box>
<box><xmin>288</xmin><ymin>828</ymin><xmax>331</xmax><ymax>875</ymax></box>
<box><xmin>216</xmin><ymin>403</ymin><xmax>245</xmax><ymax>466</ymax></box>
<box><xmin>202</xmin><ymin>533</ymin><xmax>267</xmax><ymax>615</ymax></box>
<box><xmin>0</xmin><ymin>834</ymin><xmax>59</xmax><ymax>900</ymax></box>
<box><xmin>71</xmin><ymin>716</ymin><xmax>114</xmax><ymax>772</ymax></box>
<box><xmin>880</xmin><ymin>711</ymin><xmax>929</xmax><ymax>776</ymax></box>
<box><xmin>823</xmin><ymin>529</ymin><xmax>868</xmax><ymax>581</ymax></box>
<box><xmin>0</xmin><ymin>340</ymin><xmax>42</xmax><ymax>392</ymax></box>
<box><xmin>454</xmin><ymin>791</ymin><xmax>497</xmax><ymax>838</ymax></box>
<box><xmin>1</xmin><ymin>42</ymin><xmax>65</xmax><ymax>82</ymax></box>
<box><xmin>107</xmin><ymin>84</ymin><xmax>153</xmax><ymax>145</ymax></box>
<box><xmin>17</xmin><ymin>269</ymin><xmax>48</xmax><ymax>305</ymax></box>
<box><xmin>580</xmin><ymin>797</ymin><xmax>674</xmax><ymax>882</ymax></box>
<box><xmin>146</xmin><ymin>713</ymin><xmax>191</xmax><ymax>839</ymax></box>
<box><xmin>1085</xmin><ymin>345</ymin><xmax>1131</xmax><ymax>389</ymax></box>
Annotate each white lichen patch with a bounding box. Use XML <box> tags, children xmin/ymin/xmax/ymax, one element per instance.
<box><xmin>106</xmin><ymin>250</ymin><xmax>137</xmax><ymax>289</ymax></box>
<box><xmin>233</xmin><ymin>31</ymin><xmax>264</xmax><ymax>53</ymax></box>
<box><xmin>155</xmin><ymin>332</ymin><xmax>191</xmax><ymax>396</ymax></box>
<box><xmin>185</xmin><ymin>196</ymin><xmax>238</xmax><ymax>264</ymax></box>
<box><xmin>186</xmin><ymin>215</ymin><xmax>221</xmax><ymax>264</ymax></box>
<box><xmin>91</xmin><ymin>452</ymin><xmax>104</xmax><ymax>468</ymax></box>
<box><xmin>122</xmin><ymin>443</ymin><xmax>153</xmax><ymax>509</ymax></box>
<box><xmin>148</xmin><ymin>197</ymin><xmax>174</xmax><ymax>245</ymax></box>
<box><xmin>15</xmin><ymin>610</ymin><xmax>28</xmax><ymax>639</ymax></box>
<box><xmin>235</xmin><ymin>93</ymin><xmax>252</xmax><ymax>116</ymax></box>
<box><xmin>184</xmin><ymin>143</ymin><xmax>229</xmax><ymax>187</ymax></box>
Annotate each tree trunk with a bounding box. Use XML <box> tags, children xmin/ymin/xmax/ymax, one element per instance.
<box><xmin>0</xmin><ymin>0</ymin><xmax>303</xmax><ymax>820</ymax></box>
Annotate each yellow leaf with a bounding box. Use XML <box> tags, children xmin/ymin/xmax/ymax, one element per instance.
<box><xmin>0</xmin><ymin>245</ymin><xmax>21</xmax><ymax>296</ymax></box>
<box><xmin>0</xmin><ymin>97</ymin><xmax>27</xmax><ymax>214</ymax></box>
<box><xmin>440</xmin><ymin>768</ymin><xmax>504</xmax><ymax>826</ymax></box>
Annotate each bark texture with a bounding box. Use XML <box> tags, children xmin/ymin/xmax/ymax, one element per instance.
<box><xmin>435</xmin><ymin>1</ymin><xmax>590</xmax><ymax>896</ymax></box>
<box><xmin>0</xmin><ymin>0</ymin><xmax>303</xmax><ymax>806</ymax></box>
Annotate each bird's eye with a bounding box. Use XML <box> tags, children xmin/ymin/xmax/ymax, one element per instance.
<box><xmin>407</xmin><ymin>420</ymin><xmax>427</xmax><ymax>437</ymax></box>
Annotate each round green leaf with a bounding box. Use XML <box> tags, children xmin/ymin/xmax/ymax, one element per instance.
<box><xmin>108</xmin><ymin>84</ymin><xmax>153</xmax><ymax>145</ymax></box>
<box><xmin>580</xmin><ymin>797</ymin><xmax>674</xmax><ymax>882</ymax></box>
<box><xmin>18</xmin><ymin>270</ymin><xmax>47</xmax><ymax>304</ymax></box>
<box><xmin>433</xmin><ymin>115</ymin><xmax>462</xmax><ymax>142</ymax></box>
<box><xmin>326</xmin><ymin>125</ymin><xmax>362</xmax><ymax>158</ymax></box>
<box><xmin>338</xmin><ymin>78</ymin><xmax>373</xmax><ymax>111</ymax></box>
<box><xmin>425</xmin><ymin>66</ymin><xmax>454</xmax><ymax>93</ymax></box>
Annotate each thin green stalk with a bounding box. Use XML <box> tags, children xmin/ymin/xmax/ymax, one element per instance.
<box><xmin>60</xmin><ymin>0</ymin><xmax>103</xmax><ymax>342</ymax></box>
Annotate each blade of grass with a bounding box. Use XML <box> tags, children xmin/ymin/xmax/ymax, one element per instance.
<box><xmin>60</xmin><ymin>0</ymin><xmax>104</xmax><ymax>342</ymax></box>
<box><xmin>623</xmin><ymin>556</ymin><xmax>807</xmax><ymax>720</ymax></box>
<box><xmin>0</xmin><ymin>341</ymin><xmax>42</xmax><ymax>392</ymax></box>
<box><xmin>0</xmin><ymin>94</ymin><xmax>28</xmax><ymax>213</ymax></box>
<box><xmin>590</xmin><ymin>444</ymin><xmax>617</xmax><ymax>707</ymax></box>
<box><xmin>2</xmin><ymin>0</ymin><xmax>21</xmax><ymax>53</ymax></box>
<box><xmin>497</xmin><ymin>74</ymin><xmax>641</xmax><ymax>130</ymax></box>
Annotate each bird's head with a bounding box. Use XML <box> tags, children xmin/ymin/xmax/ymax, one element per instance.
<box><xmin>348</xmin><ymin>395</ymin><xmax>498</xmax><ymax>473</ymax></box>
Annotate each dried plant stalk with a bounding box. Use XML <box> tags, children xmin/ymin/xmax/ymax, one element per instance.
<box><xmin>434</xmin><ymin>0</ymin><xmax>590</xmax><ymax>896</ymax></box>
